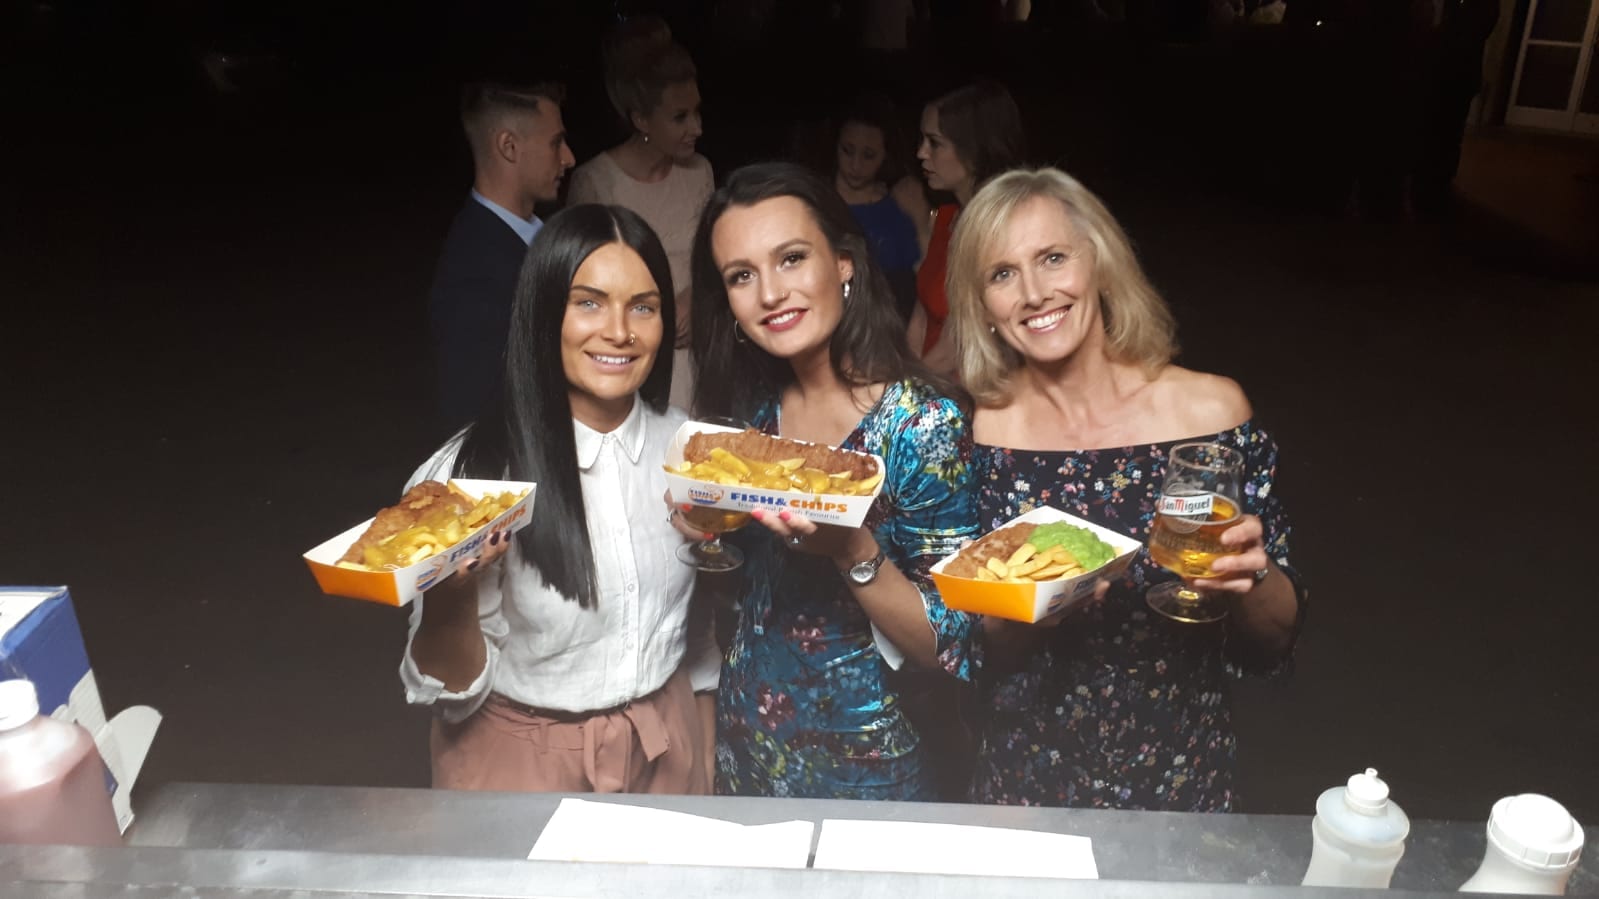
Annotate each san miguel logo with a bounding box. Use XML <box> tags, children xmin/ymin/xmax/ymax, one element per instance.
<box><xmin>688</xmin><ymin>485</ymin><xmax>723</xmax><ymax>505</ymax></box>
<box><xmin>1159</xmin><ymin>493</ymin><xmax>1214</xmax><ymax>516</ymax></box>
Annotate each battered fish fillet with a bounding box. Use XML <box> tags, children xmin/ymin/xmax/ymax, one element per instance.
<box><xmin>684</xmin><ymin>428</ymin><xmax>878</xmax><ymax>481</ymax></box>
<box><xmin>942</xmin><ymin>524</ymin><xmax>1038</xmax><ymax>579</ymax></box>
<box><xmin>338</xmin><ymin>481</ymin><xmax>472</xmax><ymax>565</ymax></box>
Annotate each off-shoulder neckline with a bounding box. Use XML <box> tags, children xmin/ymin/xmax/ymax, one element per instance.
<box><xmin>971</xmin><ymin>419</ymin><xmax>1257</xmax><ymax>455</ymax></box>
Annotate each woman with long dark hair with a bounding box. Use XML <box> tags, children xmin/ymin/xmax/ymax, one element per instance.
<box><xmin>676</xmin><ymin>162</ymin><xmax>978</xmax><ymax>800</ymax></box>
<box><xmin>911</xmin><ymin>80</ymin><xmax>1027</xmax><ymax>373</ymax></box>
<box><xmin>400</xmin><ymin>204</ymin><xmax>719</xmax><ymax>793</ymax></box>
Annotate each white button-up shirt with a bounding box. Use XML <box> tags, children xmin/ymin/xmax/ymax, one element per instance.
<box><xmin>399</xmin><ymin>400</ymin><xmax>717</xmax><ymax>722</ymax></box>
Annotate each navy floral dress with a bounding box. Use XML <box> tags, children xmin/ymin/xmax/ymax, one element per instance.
<box><xmin>715</xmin><ymin>379</ymin><xmax>979</xmax><ymax>800</ymax></box>
<box><xmin>970</xmin><ymin>421</ymin><xmax>1303</xmax><ymax>811</ymax></box>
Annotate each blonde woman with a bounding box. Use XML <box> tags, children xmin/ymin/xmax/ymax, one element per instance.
<box><xmin>568</xmin><ymin>16</ymin><xmax>712</xmax><ymax>411</ymax></box>
<box><xmin>946</xmin><ymin>167</ymin><xmax>1306</xmax><ymax>810</ymax></box>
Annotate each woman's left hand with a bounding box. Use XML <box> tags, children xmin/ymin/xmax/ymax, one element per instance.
<box><xmin>1188</xmin><ymin>513</ymin><xmax>1273</xmax><ymax>596</ymax></box>
<box><xmin>748</xmin><ymin>508</ymin><xmax>872</xmax><ymax>567</ymax></box>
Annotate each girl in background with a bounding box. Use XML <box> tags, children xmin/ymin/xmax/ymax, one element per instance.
<box><xmin>832</xmin><ymin>93</ymin><xmax>928</xmax><ymax>325</ymax></box>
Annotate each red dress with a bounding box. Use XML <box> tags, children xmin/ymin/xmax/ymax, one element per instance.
<box><xmin>915</xmin><ymin>204</ymin><xmax>958</xmax><ymax>355</ymax></box>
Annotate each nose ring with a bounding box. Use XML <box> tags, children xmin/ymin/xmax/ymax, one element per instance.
<box><xmin>626</xmin><ymin>332</ymin><xmax>637</xmax><ymax>346</ymax></box>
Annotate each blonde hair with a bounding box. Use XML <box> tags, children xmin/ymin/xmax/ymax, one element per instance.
<box><xmin>947</xmin><ymin>167</ymin><xmax>1177</xmax><ymax>405</ymax></box>
<box><xmin>602</xmin><ymin>16</ymin><xmax>697</xmax><ymax>127</ymax></box>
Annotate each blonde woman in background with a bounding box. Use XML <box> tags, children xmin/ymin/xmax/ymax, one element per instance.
<box><xmin>945</xmin><ymin>167</ymin><xmax>1306</xmax><ymax>810</ymax></box>
<box><xmin>568</xmin><ymin>16</ymin><xmax>712</xmax><ymax>412</ymax></box>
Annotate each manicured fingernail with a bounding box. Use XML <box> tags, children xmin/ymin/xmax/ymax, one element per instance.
<box><xmin>703</xmin><ymin>532</ymin><xmax>715</xmax><ymax>541</ymax></box>
<box><xmin>750</xmin><ymin>509</ymin><xmax>764</xmax><ymax>521</ymax></box>
<box><xmin>466</xmin><ymin>559</ymin><xmax>481</xmax><ymax>572</ymax></box>
<box><xmin>778</xmin><ymin>510</ymin><xmax>791</xmax><ymax>522</ymax></box>
<box><xmin>489</xmin><ymin>532</ymin><xmax>501</xmax><ymax>545</ymax></box>
<box><xmin>680</xmin><ymin>503</ymin><xmax>693</xmax><ymax>512</ymax></box>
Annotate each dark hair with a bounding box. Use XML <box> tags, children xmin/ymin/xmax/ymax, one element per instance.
<box><xmin>456</xmin><ymin>204</ymin><xmax>676</xmax><ymax>608</ymax></box>
<box><xmin>689</xmin><ymin>162</ymin><xmax>964</xmax><ymax>419</ymax></box>
<box><xmin>460</xmin><ymin>81</ymin><xmax>566</xmax><ymax>159</ymax></box>
<box><xmin>603</xmin><ymin>16</ymin><xmax>698</xmax><ymax>127</ymax></box>
<box><xmin>929</xmin><ymin>80</ymin><xmax>1027</xmax><ymax>190</ymax></box>
<box><xmin>836</xmin><ymin>92</ymin><xmax>910</xmax><ymax>187</ymax></box>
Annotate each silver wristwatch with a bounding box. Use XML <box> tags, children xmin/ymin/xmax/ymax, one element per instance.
<box><xmin>845</xmin><ymin>550</ymin><xmax>888</xmax><ymax>586</ymax></box>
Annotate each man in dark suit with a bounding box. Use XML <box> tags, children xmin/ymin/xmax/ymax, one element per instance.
<box><xmin>430</xmin><ymin>82</ymin><xmax>575</xmax><ymax>432</ymax></box>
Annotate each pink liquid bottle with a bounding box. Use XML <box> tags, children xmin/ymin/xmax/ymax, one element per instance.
<box><xmin>0</xmin><ymin>679</ymin><xmax>121</xmax><ymax>846</ymax></box>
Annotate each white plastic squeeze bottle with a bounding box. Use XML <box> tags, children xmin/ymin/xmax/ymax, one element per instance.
<box><xmin>0</xmin><ymin>679</ymin><xmax>122</xmax><ymax>846</ymax></box>
<box><xmin>1302</xmin><ymin>767</ymin><xmax>1410</xmax><ymax>889</ymax></box>
<box><xmin>1460</xmin><ymin>794</ymin><xmax>1583</xmax><ymax>894</ymax></box>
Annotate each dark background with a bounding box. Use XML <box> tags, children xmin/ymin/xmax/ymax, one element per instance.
<box><xmin>3</xmin><ymin>0</ymin><xmax>1597</xmax><ymax>823</ymax></box>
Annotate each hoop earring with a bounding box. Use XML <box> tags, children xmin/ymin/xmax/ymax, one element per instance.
<box><xmin>733</xmin><ymin>322</ymin><xmax>748</xmax><ymax>344</ymax></box>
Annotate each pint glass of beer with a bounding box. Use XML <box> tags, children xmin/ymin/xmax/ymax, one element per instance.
<box><xmin>1145</xmin><ymin>442</ymin><xmax>1245</xmax><ymax>623</ymax></box>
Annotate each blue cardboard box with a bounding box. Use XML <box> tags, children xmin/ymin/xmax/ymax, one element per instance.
<box><xmin>0</xmin><ymin>586</ymin><xmax>161</xmax><ymax>832</ymax></box>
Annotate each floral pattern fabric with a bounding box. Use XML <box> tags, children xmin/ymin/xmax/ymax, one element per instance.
<box><xmin>715</xmin><ymin>378</ymin><xmax>979</xmax><ymax>800</ymax></box>
<box><xmin>969</xmin><ymin>421</ymin><xmax>1301</xmax><ymax>811</ymax></box>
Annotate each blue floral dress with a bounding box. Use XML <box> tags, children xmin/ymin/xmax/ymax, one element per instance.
<box><xmin>969</xmin><ymin>421</ymin><xmax>1303</xmax><ymax>811</ymax></box>
<box><xmin>715</xmin><ymin>378</ymin><xmax>979</xmax><ymax>800</ymax></box>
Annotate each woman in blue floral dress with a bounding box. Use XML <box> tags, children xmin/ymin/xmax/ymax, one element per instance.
<box><xmin>674</xmin><ymin>163</ymin><xmax>978</xmax><ymax>800</ymax></box>
<box><xmin>943</xmin><ymin>168</ymin><xmax>1307</xmax><ymax>811</ymax></box>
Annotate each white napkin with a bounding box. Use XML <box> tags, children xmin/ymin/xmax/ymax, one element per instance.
<box><xmin>528</xmin><ymin>798</ymin><xmax>814</xmax><ymax>870</ymax></box>
<box><xmin>813</xmin><ymin>818</ymin><xmax>1098</xmax><ymax>879</ymax></box>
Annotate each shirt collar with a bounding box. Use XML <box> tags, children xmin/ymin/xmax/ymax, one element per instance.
<box><xmin>470</xmin><ymin>189</ymin><xmax>542</xmax><ymax>246</ymax></box>
<box><xmin>572</xmin><ymin>396</ymin><xmax>648</xmax><ymax>471</ymax></box>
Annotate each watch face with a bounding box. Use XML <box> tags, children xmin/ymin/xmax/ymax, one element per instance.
<box><xmin>850</xmin><ymin>552</ymin><xmax>885</xmax><ymax>584</ymax></box>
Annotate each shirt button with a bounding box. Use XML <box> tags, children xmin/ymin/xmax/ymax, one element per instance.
<box><xmin>626</xmin><ymin>583</ymin><xmax>637</xmax><ymax>593</ymax></box>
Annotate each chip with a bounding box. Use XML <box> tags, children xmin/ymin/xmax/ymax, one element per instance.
<box><xmin>335</xmin><ymin>482</ymin><xmax>528</xmax><ymax>572</ymax></box>
<box><xmin>944</xmin><ymin>522</ymin><xmax>1108</xmax><ymax>583</ymax></box>
<box><xmin>666</xmin><ymin>448</ymin><xmax>882</xmax><ymax>496</ymax></box>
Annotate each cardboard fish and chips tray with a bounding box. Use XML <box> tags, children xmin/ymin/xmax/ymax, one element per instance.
<box><xmin>663</xmin><ymin>421</ymin><xmax>886</xmax><ymax>529</ymax></box>
<box><xmin>304</xmin><ymin>479</ymin><xmax>536</xmax><ymax>607</ymax></box>
<box><xmin>931</xmin><ymin>506</ymin><xmax>1143</xmax><ymax>623</ymax></box>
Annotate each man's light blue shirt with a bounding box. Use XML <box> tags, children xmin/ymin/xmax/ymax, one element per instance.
<box><xmin>471</xmin><ymin>189</ymin><xmax>542</xmax><ymax>246</ymax></box>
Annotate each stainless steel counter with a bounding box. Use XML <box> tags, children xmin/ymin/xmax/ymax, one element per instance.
<box><xmin>1</xmin><ymin>782</ymin><xmax>1592</xmax><ymax>897</ymax></box>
